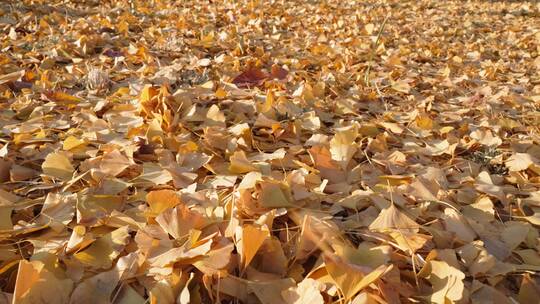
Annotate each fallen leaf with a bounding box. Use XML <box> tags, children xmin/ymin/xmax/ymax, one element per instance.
<box><xmin>239</xmin><ymin>224</ymin><xmax>270</xmax><ymax>269</ymax></box>
<box><xmin>282</xmin><ymin>278</ymin><xmax>324</xmax><ymax>304</ymax></box>
<box><xmin>506</xmin><ymin>153</ymin><xmax>535</xmax><ymax>172</ymax></box>
<box><xmin>42</xmin><ymin>152</ymin><xmax>75</xmax><ymax>180</ymax></box>
<box><xmin>74</xmin><ymin>226</ymin><xmax>130</xmax><ymax>269</ymax></box>
<box><xmin>232</xmin><ymin>68</ymin><xmax>268</xmax><ymax>88</ymax></box>
<box><xmin>419</xmin><ymin>259</ymin><xmax>466</xmax><ymax>303</ymax></box>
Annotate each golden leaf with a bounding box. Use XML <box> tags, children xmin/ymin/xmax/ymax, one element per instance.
<box><xmin>42</xmin><ymin>152</ymin><xmax>75</xmax><ymax>181</ymax></box>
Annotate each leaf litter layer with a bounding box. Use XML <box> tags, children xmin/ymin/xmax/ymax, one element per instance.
<box><xmin>0</xmin><ymin>0</ymin><xmax>539</xmax><ymax>303</ymax></box>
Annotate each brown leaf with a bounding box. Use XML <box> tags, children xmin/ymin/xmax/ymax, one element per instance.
<box><xmin>232</xmin><ymin>68</ymin><xmax>268</xmax><ymax>88</ymax></box>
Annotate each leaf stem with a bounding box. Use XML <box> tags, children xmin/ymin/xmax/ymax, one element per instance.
<box><xmin>364</xmin><ymin>14</ymin><xmax>390</xmax><ymax>87</ymax></box>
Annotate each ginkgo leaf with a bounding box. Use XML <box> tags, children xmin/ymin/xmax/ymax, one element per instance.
<box><xmin>138</xmin><ymin>85</ymin><xmax>159</xmax><ymax>115</ymax></box>
<box><xmin>391</xmin><ymin>80</ymin><xmax>411</xmax><ymax>93</ymax></box>
<box><xmin>14</xmin><ymin>259</ymin><xmax>73</xmax><ymax>304</ymax></box>
<box><xmin>206</xmin><ymin>104</ymin><xmax>226</xmax><ymax>126</ymax></box>
<box><xmin>100</xmin><ymin>150</ymin><xmax>132</xmax><ymax>176</ymax></box>
<box><xmin>2</xmin><ymin>1</ymin><xmax>538</xmax><ymax>302</ymax></box>
<box><xmin>114</xmin><ymin>285</ymin><xmax>146</xmax><ymax>304</ymax></box>
<box><xmin>330</xmin><ymin>125</ymin><xmax>358</xmax><ymax>168</ymax></box>
<box><xmin>470</xmin><ymin>129</ymin><xmax>502</xmax><ymax>147</ymax></box>
<box><xmin>76</xmin><ymin>193</ymin><xmax>125</xmax><ymax>226</ymax></box>
<box><xmin>239</xmin><ymin>171</ymin><xmax>263</xmax><ymax>189</ymax></box>
<box><xmin>74</xmin><ymin>226</ymin><xmax>130</xmax><ymax>269</ymax></box>
<box><xmin>325</xmin><ymin>255</ymin><xmax>390</xmax><ymax>300</ymax></box>
<box><xmin>155</xmin><ymin>204</ymin><xmax>208</xmax><ymax>239</ymax></box>
<box><xmin>135</xmin><ymin>162</ymin><xmax>173</xmax><ymax>185</ymax></box>
<box><xmin>239</xmin><ymin>224</ymin><xmax>269</xmax><ymax>269</ymax></box>
<box><xmin>506</xmin><ymin>153</ymin><xmax>535</xmax><ymax>172</ymax></box>
<box><xmin>70</xmin><ymin>253</ymin><xmax>138</xmax><ymax>304</ymax></box>
<box><xmin>258</xmin><ymin>180</ymin><xmax>294</xmax><ymax>208</ymax></box>
<box><xmin>63</xmin><ymin>135</ymin><xmax>86</xmax><ymax>151</ymax></box>
<box><xmin>281</xmin><ymin>278</ymin><xmax>324</xmax><ymax>304</ymax></box>
<box><xmin>0</xmin><ymin>189</ymin><xmax>19</xmax><ymax>230</ymax></box>
<box><xmin>193</xmin><ymin>240</ymin><xmax>235</xmax><ymax>275</ymax></box>
<box><xmin>229</xmin><ymin>150</ymin><xmax>258</xmax><ymax>174</ymax></box>
<box><xmin>42</xmin><ymin>152</ymin><xmax>75</xmax><ymax>180</ymax></box>
<box><xmin>37</xmin><ymin>192</ymin><xmax>76</xmax><ymax>227</ymax></box>
<box><xmin>248</xmin><ymin>279</ymin><xmax>295</xmax><ymax>304</ymax></box>
<box><xmin>415</xmin><ymin>114</ymin><xmax>434</xmax><ymax>130</ymax></box>
<box><xmin>369</xmin><ymin>204</ymin><xmax>420</xmax><ymax>232</ymax></box>
<box><xmin>148</xmin><ymin>237</ymin><xmax>213</xmax><ymax>267</ymax></box>
<box><xmin>48</xmin><ymin>91</ymin><xmax>82</xmax><ymax>103</ymax></box>
<box><xmin>146</xmin><ymin>189</ymin><xmax>181</xmax><ymax>216</ymax></box>
<box><xmin>442</xmin><ymin>208</ymin><xmax>477</xmax><ymax>243</ymax></box>
<box><xmin>419</xmin><ymin>260</ymin><xmax>466</xmax><ymax>303</ymax></box>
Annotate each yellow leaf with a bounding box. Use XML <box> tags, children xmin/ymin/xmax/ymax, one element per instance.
<box><xmin>63</xmin><ymin>136</ymin><xmax>86</xmax><ymax>151</ymax></box>
<box><xmin>238</xmin><ymin>171</ymin><xmax>263</xmax><ymax>190</ymax></box>
<box><xmin>146</xmin><ymin>189</ymin><xmax>181</xmax><ymax>216</ymax></box>
<box><xmin>330</xmin><ymin>125</ymin><xmax>358</xmax><ymax>168</ymax></box>
<box><xmin>193</xmin><ymin>241</ymin><xmax>235</xmax><ymax>275</ymax></box>
<box><xmin>115</xmin><ymin>285</ymin><xmax>146</xmax><ymax>304</ymax></box>
<box><xmin>364</xmin><ymin>23</ymin><xmax>375</xmax><ymax>35</ymax></box>
<box><xmin>139</xmin><ymin>85</ymin><xmax>159</xmax><ymax>115</ymax></box>
<box><xmin>281</xmin><ymin>278</ymin><xmax>324</xmax><ymax>304</ymax></box>
<box><xmin>391</xmin><ymin>80</ymin><xmax>411</xmax><ymax>94</ymax></box>
<box><xmin>229</xmin><ymin>150</ymin><xmax>257</xmax><ymax>174</ymax></box>
<box><xmin>258</xmin><ymin>90</ymin><xmax>274</xmax><ymax>113</ymax></box>
<box><xmin>114</xmin><ymin>87</ymin><xmax>130</xmax><ymax>96</ymax></box>
<box><xmin>155</xmin><ymin>204</ymin><xmax>208</xmax><ymax>239</ymax></box>
<box><xmin>206</xmin><ymin>104</ymin><xmax>226</xmax><ymax>126</ymax></box>
<box><xmin>42</xmin><ymin>152</ymin><xmax>75</xmax><ymax>180</ymax></box>
<box><xmin>100</xmin><ymin>150</ymin><xmax>132</xmax><ymax>177</ymax></box>
<box><xmin>76</xmin><ymin>194</ymin><xmax>125</xmax><ymax>226</ymax></box>
<box><xmin>415</xmin><ymin>114</ymin><xmax>434</xmax><ymax>130</ymax></box>
<box><xmin>442</xmin><ymin>208</ymin><xmax>477</xmax><ymax>243</ymax></box>
<box><xmin>378</xmin><ymin>175</ymin><xmax>414</xmax><ymax>186</ymax></box>
<box><xmin>369</xmin><ymin>204</ymin><xmax>420</xmax><ymax>232</ymax></box>
<box><xmin>439</xmin><ymin>126</ymin><xmax>454</xmax><ymax>134</ymax></box>
<box><xmin>249</xmin><ymin>279</ymin><xmax>295</xmax><ymax>304</ymax></box>
<box><xmin>419</xmin><ymin>260</ymin><xmax>466</xmax><ymax>303</ymax></box>
<box><xmin>258</xmin><ymin>180</ymin><xmax>294</xmax><ymax>208</ymax></box>
<box><xmin>506</xmin><ymin>153</ymin><xmax>535</xmax><ymax>172</ymax></box>
<box><xmin>37</xmin><ymin>192</ymin><xmax>75</xmax><ymax>227</ymax></box>
<box><xmin>14</xmin><ymin>260</ymin><xmax>73</xmax><ymax>304</ymax></box>
<box><xmin>136</xmin><ymin>162</ymin><xmax>173</xmax><ymax>185</ymax></box>
<box><xmin>325</xmin><ymin>255</ymin><xmax>390</xmax><ymax>300</ymax></box>
<box><xmin>240</xmin><ymin>224</ymin><xmax>269</xmax><ymax>269</ymax></box>
<box><xmin>71</xmin><ymin>253</ymin><xmax>139</xmax><ymax>304</ymax></box>
<box><xmin>149</xmin><ymin>237</ymin><xmax>213</xmax><ymax>267</ymax></box>
<box><xmin>74</xmin><ymin>226</ymin><xmax>130</xmax><ymax>269</ymax></box>
<box><xmin>50</xmin><ymin>91</ymin><xmax>82</xmax><ymax>103</ymax></box>
<box><xmin>0</xmin><ymin>207</ymin><xmax>13</xmax><ymax>230</ymax></box>
<box><xmin>215</xmin><ymin>87</ymin><xmax>227</xmax><ymax>99</ymax></box>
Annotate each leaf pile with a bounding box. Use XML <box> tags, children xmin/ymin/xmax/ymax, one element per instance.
<box><xmin>0</xmin><ymin>0</ymin><xmax>539</xmax><ymax>303</ymax></box>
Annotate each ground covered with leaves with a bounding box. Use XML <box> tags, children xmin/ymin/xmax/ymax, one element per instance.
<box><xmin>0</xmin><ymin>0</ymin><xmax>539</xmax><ymax>303</ymax></box>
